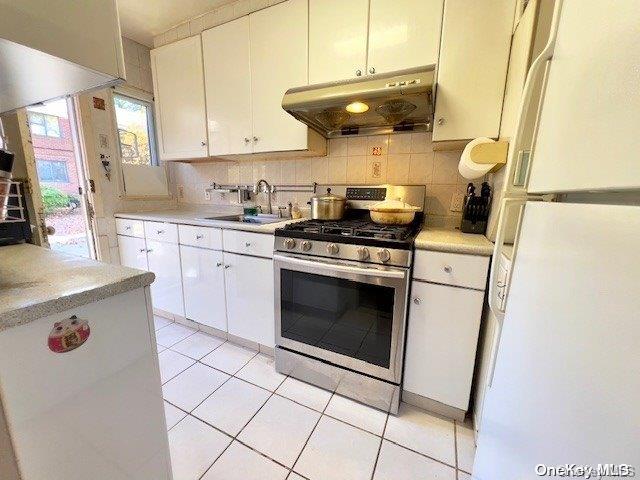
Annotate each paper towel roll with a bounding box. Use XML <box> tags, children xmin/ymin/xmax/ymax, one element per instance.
<box><xmin>458</xmin><ymin>137</ymin><xmax>496</xmax><ymax>179</ymax></box>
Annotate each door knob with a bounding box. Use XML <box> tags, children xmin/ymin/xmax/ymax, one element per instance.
<box><xmin>244</xmin><ymin>137</ymin><xmax>251</xmax><ymax>144</ymax></box>
<box><xmin>139</xmin><ymin>248</ymin><xmax>146</xmax><ymax>253</ymax></box>
<box><xmin>196</xmin><ymin>234</ymin><xmax>203</xmax><ymax>239</ymax></box>
<box><xmin>201</xmin><ymin>141</ymin><xmax>206</xmax><ymax>146</ymax></box>
<box><xmin>413</xmin><ymin>297</ymin><xmax>421</xmax><ymax>305</ymax></box>
<box><xmin>216</xmin><ymin>262</ymin><xmax>223</xmax><ymax>267</ymax></box>
<box><xmin>355</xmin><ymin>69</ymin><xmax>362</xmax><ymax>76</ymax></box>
<box><xmin>245</xmin><ymin>242</ymin><xmax>251</xmax><ymax>247</ymax></box>
<box><xmin>369</xmin><ymin>67</ymin><xmax>376</xmax><ymax>74</ymax></box>
<box><xmin>224</xmin><ymin>265</ymin><xmax>230</xmax><ymax>269</ymax></box>
<box><xmin>253</xmin><ymin>136</ymin><xmax>259</xmax><ymax>142</ymax></box>
<box><xmin>443</xmin><ymin>265</ymin><xmax>453</xmax><ymax>273</ymax></box>
<box><xmin>437</xmin><ymin>118</ymin><xmax>446</xmax><ymax>126</ymax></box>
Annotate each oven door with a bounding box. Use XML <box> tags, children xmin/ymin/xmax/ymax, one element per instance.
<box><xmin>274</xmin><ymin>252</ymin><xmax>410</xmax><ymax>384</ymax></box>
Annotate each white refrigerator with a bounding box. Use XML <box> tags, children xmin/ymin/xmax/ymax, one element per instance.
<box><xmin>474</xmin><ymin>1</ymin><xmax>640</xmax><ymax>479</ymax></box>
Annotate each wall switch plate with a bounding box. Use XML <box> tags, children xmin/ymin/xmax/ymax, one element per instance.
<box><xmin>450</xmin><ymin>193</ymin><xmax>464</xmax><ymax>212</ymax></box>
<box><xmin>204</xmin><ymin>188</ymin><xmax>211</xmax><ymax>201</ymax></box>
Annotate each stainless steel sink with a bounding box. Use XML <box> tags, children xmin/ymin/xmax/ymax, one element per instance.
<box><xmin>200</xmin><ymin>214</ymin><xmax>283</xmax><ymax>224</ymax></box>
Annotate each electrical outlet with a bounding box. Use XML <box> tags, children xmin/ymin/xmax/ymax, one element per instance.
<box><xmin>450</xmin><ymin>192</ymin><xmax>464</xmax><ymax>212</ymax></box>
<box><xmin>177</xmin><ymin>185</ymin><xmax>184</xmax><ymax>200</ymax></box>
<box><xmin>204</xmin><ymin>188</ymin><xmax>211</xmax><ymax>201</ymax></box>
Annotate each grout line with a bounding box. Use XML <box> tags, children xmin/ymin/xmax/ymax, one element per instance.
<box><xmin>369</xmin><ymin>413</ymin><xmax>390</xmax><ymax>480</ymax></box>
<box><xmin>454</xmin><ymin>420</ymin><xmax>460</xmax><ymax>471</ymax></box>
<box><xmin>289</xmin><ymin>390</ymin><xmax>335</xmax><ymax>476</ymax></box>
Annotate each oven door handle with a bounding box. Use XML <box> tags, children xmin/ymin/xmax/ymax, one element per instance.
<box><xmin>273</xmin><ymin>254</ymin><xmax>407</xmax><ymax>279</ymax></box>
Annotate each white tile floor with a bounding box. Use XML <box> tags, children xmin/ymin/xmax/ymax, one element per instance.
<box><xmin>155</xmin><ymin>317</ymin><xmax>476</xmax><ymax>480</ymax></box>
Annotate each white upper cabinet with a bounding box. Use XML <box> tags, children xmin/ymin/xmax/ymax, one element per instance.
<box><xmin>367</xmin><ymin>0</ymin><xmax>443</xmax><ymax>75</ymax></box>
<box><xmin>151</xmin><ymin>36</ymin><xmax>208</xmax><ymax>160</ymax></box>
<box><xmin>308</xmin><ymin>0</ymin><xmax>442</xmax><ymax>84</ymax></box>
<box><xmin>308</xmin><ymin>0</ymin><xmax>369</xmax><ymax>84</ymax></box>
<box><xmin>250</xmin><ymin>0</ymin><xmax>309</xmax><ymax>153</ymax></box>
<box><xmin>202</xmin><ymin>17</ymin><xmax>253</xmax><ymax>156</ymax></box>
<box><xmin>432</xmin><ymin>0</ymin><xmax>516</xmax><ymax>142</ymax></box>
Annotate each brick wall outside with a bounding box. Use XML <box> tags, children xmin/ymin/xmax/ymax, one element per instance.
<box><xmin>31</xmin><ymin>116</ymin><xmax>80</xmax><ymax>195</ymax></box>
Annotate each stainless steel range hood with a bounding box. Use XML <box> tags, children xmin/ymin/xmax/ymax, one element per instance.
<box><xmin>282</xmin><ymin>66</ymin><xmax>435</xmax><ymax>138</ymax></box>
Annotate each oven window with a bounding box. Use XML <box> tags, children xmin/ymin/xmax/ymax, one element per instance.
<box><xmin>280</xmin><ymin>269</ymin><xmax>394</xmax><ymax>368</ymax></box>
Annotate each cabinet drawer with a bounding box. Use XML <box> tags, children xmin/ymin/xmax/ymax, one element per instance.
<box><xmin>222</xmin><ymin>230</ymin><xmax>273</xmax><ymax>258</ymax></box>
<box><xmin>413</xmin><ymin>250</ymin><xmax>489</xmax><ymax>290</ymax></box>
<box><xmin>115</xmin><ymin>218</ymin><xmax>144</xmax><ymax>238</ymax></box>
<box><xmin>179</xmin><ymin>224</ymin><xmax>223</xmax><ymax>250</ymax></box>
<box><xmin>144</xmin><ymin>221</ymin><xmax>178</xmax><ymax>244</ymax></box>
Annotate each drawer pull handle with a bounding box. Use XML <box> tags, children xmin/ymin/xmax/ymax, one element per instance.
<box><xmin>216</xmin><ymin>262</ymin><xmax>223</xmax><ymax>267</ymax></box>
<box><xmin>413</xmin><ymin>297</ymin><xmax>421</xmax><ymax>305</ymax></box>
<box><xmin>157</xmin><ymin>230</ymin><xmax>164</xmax><ymax>234</ymax></box>
<box><xmin>196</xmin><ymin>235</ymin><xmax>203</xmax><ymax>239</ymax></box>
<box><xmin>443</xmin><ymin>265</ymin><xmax>452</xmax><ymax>273</ymax></box>
<box><xmin>245</xmin><ymin>242</ymin><xmax>251</xmax><ymax>247</ymax></box>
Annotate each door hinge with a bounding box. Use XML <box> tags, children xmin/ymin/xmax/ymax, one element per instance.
<box><xmin>88</xmin><ymin>179</ymin><xmax>96</xmax><ymax>193</ymax></box>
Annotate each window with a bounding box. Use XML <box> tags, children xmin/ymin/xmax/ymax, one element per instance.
<box><xmin>37</xmin><ymin>159</ymin><xmax>70</xmax><ymax>183</ymax></box>
<box><xmin>28</xmin><ymin>113</ymin><xmax>61</xmax><ymax>138</ymax></box>
<box><xmin>113</xmin><ymin>94</ymin><xmax>158</xmax><ymax>166</ymax></box>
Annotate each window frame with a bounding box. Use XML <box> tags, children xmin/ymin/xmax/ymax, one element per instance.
<box><xmin>112</xmin><ymin>92</ymin><xmax>159</xmax><ymax>167</ymax></box>
<box><xmin>28</xmin><ymin>112</ymin><xmax>61</xmax><ymax>138</ymax></box>
<box><xmin>109</xmin><ymin>87</ymin><xmax>170</xmax><ymax>199</ymax></box>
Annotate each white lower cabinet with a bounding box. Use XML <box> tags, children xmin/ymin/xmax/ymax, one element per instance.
<box><xmin>146</xmin><ymin>240</ymin><xmax>184</xmax><ymax>317</ymax></box>
<box><xmin>404</xmin><ymin>280</ymin><xmax>484</xmax><ymax>411</ymax></box>
<box><xmin>223</xmin><ymin>252</ymin><xmax>275</xmax><ymax>347</ymax></box>
<box><xmin>117</xmin><ymin>235</ymin><xmax>148</xmax><ymax>271</ymax></box>
<box><xmin>180</xmin><ymin>245</ymin><xmax>227</xmax><ymax>331</ymax></box>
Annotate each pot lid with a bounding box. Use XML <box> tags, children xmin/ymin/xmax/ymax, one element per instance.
<box><xmin>312</xmin><ymin>188</ymin><xmax>346</xmax><ymax>202</ymax></box>
<box><xmin>370</xmin><ymin>197</ymin><xmax>421</xmax><ymax>212</ymax></box>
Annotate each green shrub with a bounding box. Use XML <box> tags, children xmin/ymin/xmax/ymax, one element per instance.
<box><xmin>41</xmin><ymin>186</ymin><xmax>75</xmax><ymax>213</ymax></box>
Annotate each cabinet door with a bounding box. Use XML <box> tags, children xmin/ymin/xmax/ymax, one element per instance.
<box><xmin>202</xmin><ymin>17</ymin><xmax>253</xmax><ymax>156</ymax></box>
<box><xmin>432</xmin><ymin>0</ymin><xmax>515</xmax><ymax>141</ymax></box>
<box><xmin>404</xmin><ymin>281</ymin><xmax>484</xmax><ymax>410</ymax></box>
<box><xmin>118</xmin><ymin>235</ymin><xmax>148</xmax><ymax>271</ymax></box>
<box><xmin>146</xmin><ymin>240</ymin><xmax>184</xmax><ymax>316</ymax></box>
<box><xmin>223</xmin><ymin>253</ymin><xmax>275</xmax><ymax>347</ymax></box>
<box><xmin>309</xmin><ymin>0</ymin><xmax>368</xmax><ymax>84</ymax></box>
<box><xmin>151</xmin><ymin>36</ymin><xmax>208</xmax><ymax>160</ymax></box>
<box><xmin>180</xmin><ymin>245</ymin><xmax>227</xmax><ymax>331</ymax></box>
<box><xmin>368</xmin><ymin>0</ymin><xmax>444</xmax><ymax>75</ymax></box>
<box><xmin>250</xmin><ymin>0</ymin><xmax>308</xmax><ymax>153</ymax></box>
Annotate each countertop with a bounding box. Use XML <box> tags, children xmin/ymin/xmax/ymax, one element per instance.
<box><xmin>114</xmin><ymin>208</ymin><xmax>302</xmax><ymax>233</ymax></box>
<box><xmin>0</xmin><ymin>244</ymin><xmax>155</xmax><ymax>332</ymax></box>
<box><xmin>415</xmin><ymin>228</ymin><xmax>494</xmax><ymax>256</ymax></box>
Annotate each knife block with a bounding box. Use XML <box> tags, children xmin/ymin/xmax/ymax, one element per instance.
<box><xmin>460</xmin><ymin>193</ymin><xmax>490</xmax><ymax>234</ymax></box>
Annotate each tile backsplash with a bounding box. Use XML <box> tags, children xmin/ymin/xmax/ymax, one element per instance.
<box><xmin>169</xmin><ymin>133</ymin><xmax>471</xmax><ymax>228</ymax></box>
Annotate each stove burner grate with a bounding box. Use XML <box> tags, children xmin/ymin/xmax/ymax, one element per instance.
<box><xmin>285</xmin><ymin>219</ymin><xmax>414</xmax><ymax>240</ymax></box>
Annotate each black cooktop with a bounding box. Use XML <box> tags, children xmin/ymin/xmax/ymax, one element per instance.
<box><xmin>276</xmin><ymin>210</ymin><xmax>424</xmax><ymax>249</ymax></box>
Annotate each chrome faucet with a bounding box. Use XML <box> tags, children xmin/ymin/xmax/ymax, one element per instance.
<box><xmin>254</xmin><ymin>179</ymin><xmax>273</xmax><ymax>214</ymax></box>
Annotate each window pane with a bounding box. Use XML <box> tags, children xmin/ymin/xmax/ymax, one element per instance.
<box><xmin>114</xmin><ymin>95</ymin><xmax>156</xmax><ymax>166</ymax></box>
<box><xmin>37</xmin><ymin>160</ymin><xmax>53</xmax><ymax>181</ymax></box>
<box><xmin>37</xmin><ymin>160</ymin><xmax>69</xmax><ymax>183</ymax></box>
<box><xmin>29</xmin><ymin>113</ymin><xmax>46</xmax><ymax>136</ymax></box>
<box><xmin>45</xmin><ymin>115</ymin><xmax>61</xmax><ymax>137</ymax></box>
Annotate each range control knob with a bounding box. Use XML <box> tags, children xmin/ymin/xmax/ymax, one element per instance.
<box><xmin>357</xmin><ymin>247</ymin><xmax>370</xmax><ymax>261</ymax></box>
<box><xmin>301</xmin><ymin>241</ymin><xmax>312</xmax><ymax>252</ymax></box>
<box><xmin>377</xmin><ymin>249</ymin><xmax>391</xmax><ymax>263</ymax></box>
<box><xmin>283</xmin><ymin>238</ymin><xmax>296</xmax><ymax>249</ymax></box>
<box><xmin>326</xmin><ymin>243</ymin><xmax>339</xmax><ymax>255</ymax></box>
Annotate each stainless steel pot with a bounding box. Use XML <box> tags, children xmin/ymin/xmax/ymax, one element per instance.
<box><xmin>309</xmin><ymin>188</ymin><xmax>346</xmax><ymax>220</ymax></box>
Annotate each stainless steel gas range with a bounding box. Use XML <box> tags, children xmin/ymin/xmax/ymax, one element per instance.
<box><xmin>273</xmin><ymin>185</ymin><xmax>425</xmax><ymax>414</ymax></box>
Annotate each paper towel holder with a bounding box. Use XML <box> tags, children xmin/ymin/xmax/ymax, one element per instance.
<box><xmin>469</xmin><ymin>140</ymin><xmax>508</xmax><ymax>171</ymax></box>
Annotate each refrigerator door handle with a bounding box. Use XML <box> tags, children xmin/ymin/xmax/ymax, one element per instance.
<box><xmin>505</xmin><ymin>0</ymin><xmax>565</xmax><ymax>191</ymax></box>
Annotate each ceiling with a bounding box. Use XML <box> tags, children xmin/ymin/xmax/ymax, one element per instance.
<box><xmin>118</xmin><ymin>0</ymin><xmax>233</xmax><ymax>46</ymax></box>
